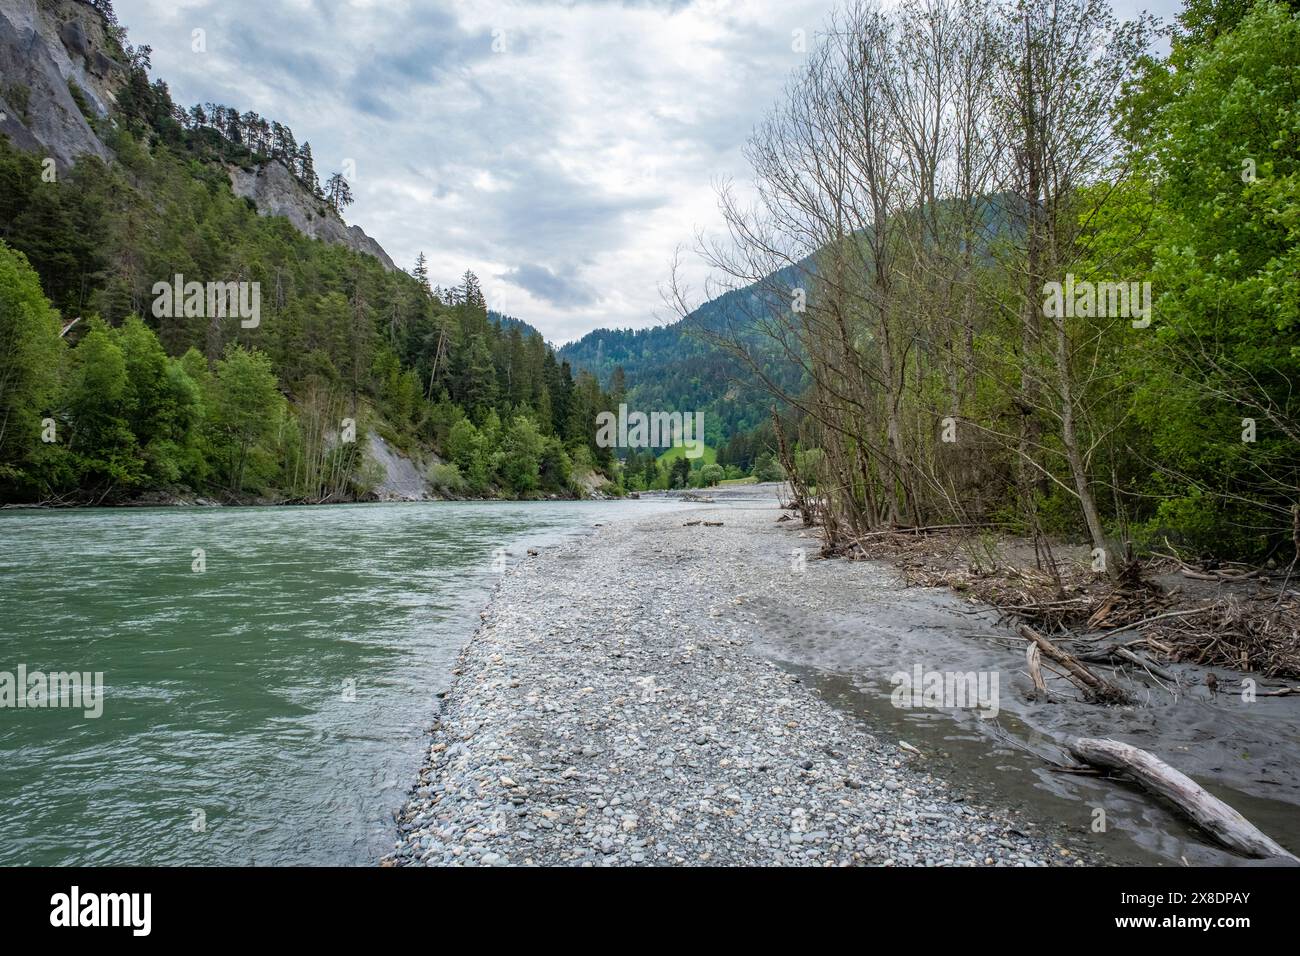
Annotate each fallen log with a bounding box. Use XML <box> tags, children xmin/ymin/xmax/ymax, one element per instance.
<box><xmin>1180</xmin><ymin>567</ymin><xmax>1263</xmax><ymax>582</ymax></box>
<box><xmin>1067</xmin><ymin>737</ymin><xmax>1298</xmax><ymax>862</ymax></box>
<box><xmin>1017</xmin><ymin>624</ymin><xmax>1129</xmax><ymax>702</ymax></box>
<box><xmin>1111</xmin><ymin>645</ymin><xmax>1177</xmax><ymax>683</ymax></box>
<box><xmin>1074</xmin><ymin>644</ymin><xmax>1178</xmax><ymax>683</ymax></box>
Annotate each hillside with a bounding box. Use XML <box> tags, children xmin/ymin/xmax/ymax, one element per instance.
<box><xmin>0</xmin><ymin>0</ymin><xmax>618</xmax><ymax>505</ymax></box>
<box><xmin>558</xmin><ymin>193</ymin><xmax>1023</xmax><ymax>457</ymax></box>
<box><xmin>559</xmin><ymin>265</ymin><xmax>809</xmax><ymax>449</ymax></box>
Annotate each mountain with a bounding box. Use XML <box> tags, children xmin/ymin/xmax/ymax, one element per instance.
<box><xmin>559</xmin><ymin>194</ymin><xmax>1022</xmax><ymax>450</ymax></box>
<box><xmin>559</xmin><ymin>265</ymin><xmax>809</xmax><ymax>448</ymax></box>
<box><xmin>0</xmin><ymin>0</ymin><xmax>394</xmax><ymax>269</ymax></box>
<box><xmin>489</xmin><ymin>310</ymin><xmax>548</xmax><ymax>346</ymax></box>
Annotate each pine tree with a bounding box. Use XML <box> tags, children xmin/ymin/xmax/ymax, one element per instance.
<box><xmin>296</xmin><ymin>142</ymin><xmax>319</xmax><ymax>194</ymax></box>
<box><xmin>412</xmin><ymin>252</ymin><xmax>430</xmax><ymax>293</ymax></box>
<box><xmin>324</xmin><ymin>173</ymin><xmax>354</xmax><ymax>214</ymax></box>
<box><xmin>459</xmin><ymin>270</ymin><xmax>484</xmax><ymax>310</ymax></box>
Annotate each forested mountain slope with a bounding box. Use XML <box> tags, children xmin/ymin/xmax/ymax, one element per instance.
<box><xmin>559</xmin><ymin>264</ymin><xmax>809</xmax><ymax>450</ymax></box>
<box><xmin>0</xmin><ymin>0</ymin><xmax>617</xmax><ymax>505</ymax></box>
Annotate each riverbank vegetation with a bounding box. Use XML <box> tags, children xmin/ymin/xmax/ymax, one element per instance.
<box><xmin>680</xmin><ymin>0</ymin><xmax>1299</xmax><ymax>568</ymax></box>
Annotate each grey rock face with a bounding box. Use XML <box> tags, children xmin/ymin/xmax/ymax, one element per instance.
<box><xmin>0</xmin><ymin>0</ymin><xmax>120</xmax><ymax>170</ymax></box>
<box><xmin>228</xmin><ymin>161</ymin><xmax>398</xmax><ymax>271</ymax></box>
<box><xmin>366</xmin><ymin>432</ymin><xmax>438</xmax><ymax>502</ymax></box>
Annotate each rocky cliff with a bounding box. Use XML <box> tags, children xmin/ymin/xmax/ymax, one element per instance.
<box><xmin>365</xmin><ymin>433</ymin><xmax>437</xmax><ymax>501</ymax></box>
<box><xmin>229</xmin><ymin>161</ymin><xmax>397</xmax><ymax>271</ymax></box>
<box><xmin>0</xmin><ymin>0</ymin><xmax>119</xmax><ymax>169</ymax></box>
<box><xmin>0</xmin><ymin>0</ymin><xmax>397</xmax><ymax>270</ymax></box>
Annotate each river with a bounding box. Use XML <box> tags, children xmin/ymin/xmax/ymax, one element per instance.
<box><xmin>0</xmin><ymin>498</ymin><xmax>679</xmax><ymax>865</ymax></box>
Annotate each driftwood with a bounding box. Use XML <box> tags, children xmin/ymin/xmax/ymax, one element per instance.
<box><xmin>1067</xmin><ymin>737</ymin><xmax>1298</xmax><ymax>862</ymax></box>
<box><xmin>1076</xmin><ymin>643</ymin><xmax>1178</xmax><ymax>683</ymax></box>
<box><xmin>1018</xmin><ymin>624</ymin><xmax>1128</xmax><ymax>702</ymax></box>
<box><xmin>852</xmin><ymin>523</ymin><xmax>1001</xmax><ymax>540</ymax></box>
<box><xmin>1110</xmin><ymin>646</ymin><xmax>1176</xmax><ymax>682</ymax></box>
<box><xmin>1025</xmin><ymin>643</ymin><xmax>1048</xmax><ymax>698</ymax></box>
<box><xmin>1180</xmin><ymin>567</ymin><xmax>1263</xmax><ymax>582</ymax></box>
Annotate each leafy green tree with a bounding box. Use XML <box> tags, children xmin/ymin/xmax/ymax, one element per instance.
<box><xmin>500</xmin><ymin>415</ymin><xmax>544</xmax><ymax>494</ymax></box>
<box><xmin>540</xmin><ymin>436</ymin><xmax>573</xmax><ymax>492</ymax></box>
<box><xmin>642</xmin><ymin>455</ymin><xmax>660</xmax><ymax>488</ymax></box>
<box><xmin>67</xmin><ymin>322</ymin><xmax>142</xmax><ymax>488</ymax></box>
<box><xmin>753</xmin><ymin>453</ymin><xmax>784</xmax><ymax>483</ymax></box>
<box><xmin>1133</xmin><ymin>1</ymin><xmax>1300</xmax><ymax>556</ymax></box>
<box><xmin>114</xmin><ymin>316</ymin><xmax>205</xmax><ymax>484</ymax></box>
<box><xmin>207</xmin><ymin>345</ymin><xmax>283</xmax><ymax>494</ymax></box>
<box><xmin>669</xmin><ymin>456</ymin><xmax>690</xmax><ymax>489</ymax></box>
<box><xmin>0</xmin><ymin>243</ymin><xmax>64</xmax><ymax>493</ymax></box>
<box><xmin>446</xmin><ymin>417</ymin><xmax>489</xmax><ymax>490</ymax></box>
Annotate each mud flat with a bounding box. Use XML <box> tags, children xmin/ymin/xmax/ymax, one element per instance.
<box><xmin>386</xmin><ymin>488</ymin><xmax>1101</xmax><ymax>867</ymax></box>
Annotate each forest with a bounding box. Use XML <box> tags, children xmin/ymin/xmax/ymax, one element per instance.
<box><xmin>673</xmin><ymin>0</ymin><xmax>1300</xmax><ymax>564</ymax></box>
<box><xmin>0</xmin><ymin>4</ymin><xmax>634</xmax><ymax>504</ymax></box>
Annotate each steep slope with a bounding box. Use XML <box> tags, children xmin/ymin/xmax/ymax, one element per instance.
<box><xmin>0</xmin><ymin>0</ymin><xmax>395</xmax><ymax>270</ymax></box>
<box><xmin>228</xmin><ymin>161</ymin><xmax>396</xmax><ymax>270</ymax></box>
<box><xmin>560</xmin><ymin>266</ymin><xmax>808</xmax><ymax>446</ymax></box>
<box><xmin>0</xmin><ymin>0</ymin><xmax>119</xmax><ymax>169</ymax></box>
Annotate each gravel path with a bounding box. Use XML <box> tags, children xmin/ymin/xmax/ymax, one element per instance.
<box><xmin>386</xmin><ymin>490</ymin><xmax>1096</xmax><ymax>867</ymax></box>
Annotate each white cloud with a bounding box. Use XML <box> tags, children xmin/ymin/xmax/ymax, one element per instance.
<box><xmin>115</xmin><ymin>0</ymin><xmax>1183</xmax><ymax>343</ymax></box>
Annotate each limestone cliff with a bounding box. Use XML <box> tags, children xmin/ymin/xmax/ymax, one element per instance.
<box><xmin>0</xmin><ymin>0</ymin><xmax>398</xmax><ymax>270</ymax></box>
<box><xmin>0</xmin><ymin>0</ymin><xmax>119</xmax><ymax>169</ymax></box>
<box><xmin>228</xmin><ymin>161</ymin><xmax>397</xmax><ymax>271</ymax></box>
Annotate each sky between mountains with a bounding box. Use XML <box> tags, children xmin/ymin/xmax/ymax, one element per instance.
<box><xmin>116</xmin><ymin>0</ymin><xmax>1180</xmax><ymax>344</ymax></box>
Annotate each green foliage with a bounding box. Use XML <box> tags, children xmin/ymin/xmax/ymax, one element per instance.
<box><xmin>66</xmin><ymin>321</ymin><xmax>141</xmax><ymax>488</ymax></box>
<box><xmin>428</xmin><ymin>461</ymin><xmax>466</xmax><ymax>494</ymax></box>
<box><xmin>2</xmin><ymin>82</ymin><xmax>30</xmax><ymax>121</ymax></box>
<box><xmin>752</xmin><ymin>453</ymin><xmax>784</xmax><ymax>483</ymax></box>
<box><xmin>67</xmin><ymin>80</ymin><xmax>95</xmax><ymax>123</ymax></box>
<box><xmin>0</xmin><ymin>242</ymin><xmax>63</xmax><ymax>489</ymax></box>
<box><xmin>205</xmin><ymin>345</ymin><xmax>284</xmax><ymax>495</ymax></box>
<box><xmin>656</xmin><ymin>443</ymin><xmax>716</xmax><ymax>468</ymax></box>
<box><xmin>1128</xmin><ymin>1</ymin><xmax>1300</xmax><ymax>558</ymax></box>
<box><xmin>0</xmin><ymin>51</ymin><xmax>617</xmax><ymax>502</ymax></box>
<box><xmin>668</xmin><ymin>456</ymin><xmax>691</xmax><ymax>489</ymax></box>
<box><xmin>699</xmin><ymin>463</ymin><xmax>724</xmax><ymax>487</ymax></box>
<box><xmin>499</xmin><ymin>415</ymin><xmax>544</xmax><ymax>495</ymax></box>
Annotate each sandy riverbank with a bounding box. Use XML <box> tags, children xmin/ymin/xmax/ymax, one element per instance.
<box><xmin>384</xmin><ymin>486</ymin><xmax>1103</xmax><ymax>866</ymax></box>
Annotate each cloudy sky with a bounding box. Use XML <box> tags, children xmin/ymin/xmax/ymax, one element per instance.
<box><xmin>116</xmin><ymin>0</ymin><xmax>1180</xmax><ymax>344</ymax></box>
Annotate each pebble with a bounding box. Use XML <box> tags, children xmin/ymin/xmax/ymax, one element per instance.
<box><xmin>384</xmin><ymin>496</ymin><xmax>1095</xmax><ymax>868</ymax></box>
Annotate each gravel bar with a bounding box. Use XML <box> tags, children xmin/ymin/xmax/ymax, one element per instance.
<box><xmin>386</xmin><ymin>493</ymin><xmax>1097</xmax><ymax>867</ymax></box>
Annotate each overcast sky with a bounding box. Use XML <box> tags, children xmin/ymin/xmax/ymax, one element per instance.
<box><xmin>116</xmin><ymin>0</ymin><xmax>1181</xmax><ymax>344</ymax></box>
